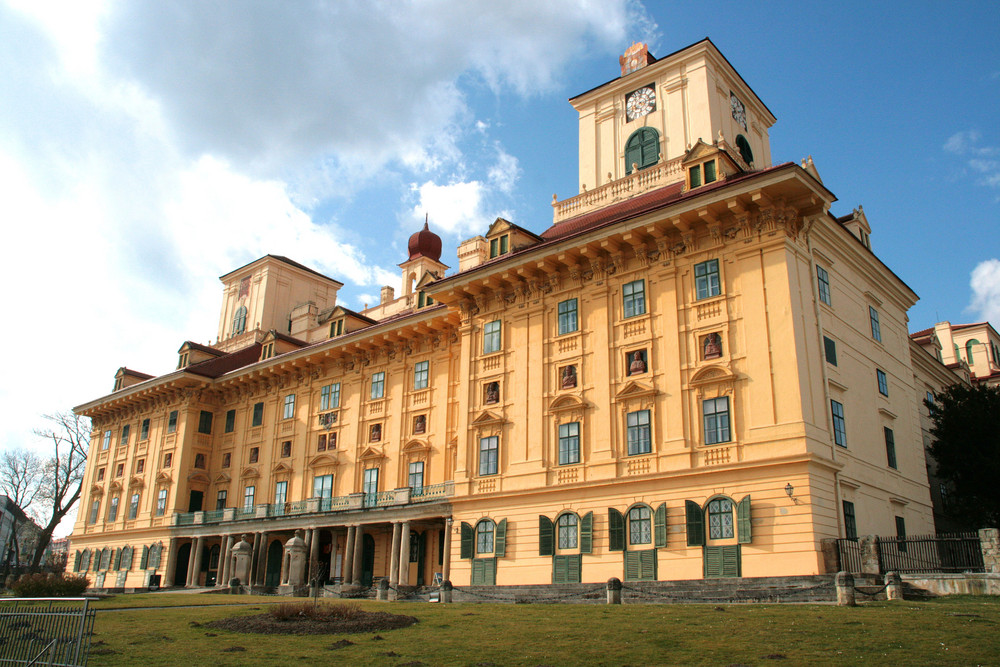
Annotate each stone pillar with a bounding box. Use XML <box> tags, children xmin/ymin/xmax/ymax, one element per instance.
<box><xmin>249</xmin><ymin>533</ymin><xmax>261</xmax><ymax>584</ymax></box>
<box><xmin>351</xmin><ymin>525</ymin><xmax>364</xmax><ymax>586</ymax></box>
<box><xmin>820</xmin><ymin>538</ymin><xmax>840</xmax><ymax>574</ymax></box>
<box><xmin>859</xmin><ymin>535</ymin><xmax>881</xmax><ymax>575</ymax></box>
<box><xmin>329</xmin><ymin>529</ymin><xmax>339</xmax><ymax>580</ymax></box>
<box><xmin>230</xmin><ymin>534</ymin><xmax>253</xmax><ymax>587</ymax></box>
<box><xmin>884</xmin><ymin>571</ymin><xmax>903</xmax><ymax>600</ymax></box>
<box><xmin>343</xmin><ymin>526</ymin><xmax>356</xmax><ymax>585</ymax></box>
<box><xmin>376</xmin><ymin>578</ymin><xmax>389</xmax><ymax>601</ymax></box>
<box><xmin>979</xmin><ymin>528</ymin><xmax>1000</xmax><ymax>574</ymax></box>
<box><xmin>163</xmin><ymin>538</ymin><xmax>180</xmax><ymax>587</ymax></box>
<box><xmin>191</xmin><ymin>536</ymin><xmax>205</xmax><ymax>587</ymax></box>
<box><xmin>285</xmin><ymin>530</ymin><xmax>308</xmax><ymax>587</ymax></box>
<box><xmin>442</xmin><ymin>519</ymin><xmax>453</xmax><ymax>583</ymax></box>
<box><xmin>440</xmin><ymin>579</ymin><xmax>452</xmax><ymax>603</ymax></box>
<box><xmin>309</xmin><ymin>528</ymin><xmax>320</xmax><ymax>582</ymax></box>
<box><xmin>280</xmin><ymin>550</ymin><xmax>290</xmax><ymax>585</ymax></box>
<box><xmin>398</xmin><ymin>522</ymin><xmax>411</xmax><ymax>587</ymax></box>
<box><xmin>218</xmin><ymin>535</ymin><xmax>232</xmax><ymax>587</ymax></box>
<box><xmin>184</xmin><ymin>539</ymin><xmax>197</xmax><ymax>587</ymax></box>
<box><xmin>607</xmin><ymin>577</ymin><xmax>622</xmax><ymax>604</ymax></box>
<box><xmin>836</xmin><ymin>571</ymin><xmax>856</xmax><ymax>606</ymax></box>
<box><xmin>255</xmin><ymin>531</ymin><xmax>269</xmax><ymax>586</ymax></box>
<box><xmin>389</xmin><ymin>523</ymin><xmax>402</xmax><ymax>586</ymax></box>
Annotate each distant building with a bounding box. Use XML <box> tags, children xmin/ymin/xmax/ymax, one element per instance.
<box><xmin>911</xmin><ymin>321</ymin><xmax>1000</xmax><ymax>387</ymax></box>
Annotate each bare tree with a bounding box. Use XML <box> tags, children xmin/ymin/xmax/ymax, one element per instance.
<box><xmin>27</xmin><ymin>412</ymin><xmax>90</xmax><ymax>571</ymax></box>
<box><xmin>0</xmin><ymin>448</ymin><xmax>44</xmax><ymax>569</ymax></box>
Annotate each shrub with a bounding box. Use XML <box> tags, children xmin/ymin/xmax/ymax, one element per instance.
<box><xmin>11</xmin><ymin>573</ymin><xmax>90</xmax><ymax>597</ymax></box>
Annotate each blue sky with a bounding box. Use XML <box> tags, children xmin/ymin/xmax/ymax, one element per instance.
<box><xmin>1</xmin><ymin>0</ymin><xmax>998</xmax><ymax>473</ymax></box>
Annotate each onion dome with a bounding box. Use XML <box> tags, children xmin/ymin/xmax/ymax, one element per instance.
<box><xmin>407</xmin><ymin>218</ymin><xmax>442</xmax><ymax>262</ymax></box>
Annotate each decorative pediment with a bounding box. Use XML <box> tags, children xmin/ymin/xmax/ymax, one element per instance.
<box><xmin>308</xmin><ymin>454</ymin><xmax>338</xmax><ymax>468</ymax></box>
<box><xmin>155</xmin><ymin>471</ymin><xmax>172</xmax><ymax>484</ymax></box>
<box><xmin>690</xmin><ymin>365</ymin><xmax>737</xmax><ymax>387</ymax></box>
<box><xmin>402</xmin><ymin>439</ymin><xmax>430</xmax><ymax>453</ymax></box>
<box><xmin>90</xmin><ymin>484</ymin><xmax>104</xmax><ymax>496</ymax></box>
<box><xmin>108</xmin><ymin>480</ymin><xmax>123</xmax><ymax>492</ymax></box>
<box><xmin>240</xmin><ymin>466</ymin><xmax>260</xmax><ymax>479</ymax></box>
<box><xmin>187</xmin><ymin>472</ymin><xmax>211</xmax><ymax>485</ymax></box>
<box><xmin>548</xmin><ymin>394</ymin><xmax>587</xmax><ymax>412</ymax></box>
<box><xmin>359</xmin><ymin>446</ymin><xmax>385</xmax><ymax>461</ymax></box>
<box><xmin>414</xmin><ymin>271</ymin><xmax>441</xmax><ymax>290</ymax></box>
<box><xmin>471</xmin><ymin>410</ymin><xmax>504</xmax><ymax>426</ymax></box>
<box><xmin>128</xmin><ymin>476</ymin><xmax>145</xmax><ymax>488</ymax></box>
<box><xmin>682</xmin><ymin>139</ymin><xmax>718</xmax><ymax>161</ymax></box>
<box><xmin>486</xmin><ymin>217</ymin><xmax>515</xmax><ymax>237</ymax></box>
<box><xmin>271</xmin><ymin>462</ymin><xmax>293</xmax><ymax>475</ymax></box>
<box><xmin>614</xmin><ymin>380</ymin><xmax>656</xmax><ymax>400</ymax></box>
<box><xmin>213</xmin><ymin>472</ymin><xmax>231</xmax><ymax>484</ymax></box>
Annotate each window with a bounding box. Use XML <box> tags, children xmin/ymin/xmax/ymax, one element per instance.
<box><xmin>329</xmin><ymin>319</ymin><xmax>344</xmax><ymax>337</ymax></box>
<box><xmin>222</xmin><ymin>452</ymin><xmax>231</xmax><ymax>468</ymax></box>
<box><xmin>966</xmin><ymin>339</ymin><xmax>979</xmax><ymax>364</ymax></box>
<box><xmin>194</xmin><ymin>453</ymin><xmax>205</xmax><ymax>469</ymax></box>
<box><xmin>128</xmin><ymin>493</ymin><xmax>140</xmax><ymax>520</ymax></box>
<box><xmin>735</xmin><ymin>134</ymin><xmax>754</xmax><ymax>165</ymax></box>
<box><xmin>321</xmin><ymin>383</ymin><xmax>340</xmax><ymax>410</ymax></box>
<box><xmin>558</xmin><ymin>422</ymin><xmax>580</xmax><ymax>465</ymax></box>
<box><xmin>484</xmin><ymin>381</ymin><xmax>500</xmax><ymax>404</ymax></box>
<box><xmin>417</xmin><ymin>291</ymin><xmax>434</xmax><ymax>307</ymax></box>
<box><xmin>102</xmin><ymin>430</ymin><xmax>111</xmax><ymax>450</ymax></box>
<box><xmin>557</xmin><ymin>299</ymin><xmax>578</xmax><ymax>335</ymax></box>
<box><xmin>629</xmin><ymin>506</ymin><xmax>652</xmax><ymax>545</ymax></box>
<box><xmin>120</xmin><ymin>424</ymin><xmax>130</xmax><ymax>447</ymax></box>
<box><xmin>703</xmin><ymin>397</ymin><xmax>731</xmax><ymax>445</ymax></box>
<box><xmin>363</xmin><ymin>468</ymin><xmax>379</xmax><ymax>496</ymax></box>
<box><xmin>413</xmin><ymin>361</ymin><xmax>429</xmax><ymax>390</ymax></box>
<box><xmin>88</xmin><ymin>499</ymin><xmax>100</xmax><ymax>524</ymax></box>
<box><xmin>197</xmin><ymin>411</ymin><xmax>212</xmax><ymax>434</ymax></box>
<box><xmin>831</xmin><ymin>400</ymin><xmax>847</xmax><ymax>447</ymax></box>
<box><xmin>108</xmin><ymin>496</ymin><xmax>119</xmax><ymax>522</ymax></box>
<box><xmin>823</xmin><ymin>336</ymin><xmax>837</xmax><ymax>366</ymax></box>
<box><xmin>275</xmin><ymin>480</ymin><xmax>287</xmax><ymax>505</ymax></box>
<box><xmin>689</xmin><ymin>164</ymin><xmax>702</xmax><ymax>187</ymax></box>
<box><xmin>817</xmin><ymin>266</ymin><xmax>832</xmax><ymax>305</ymax></box>
<box><xmin>626</xmin><ymin>410</ymin><xmax>651</xmax><ymax>455</ymax></box>
<box><xmin>869</xmin><ymin>306</ymin><xmax>881</xmax><ymax>342</ymax></box>
<box><xmin>232</xmin><ymin>305</ymin><xmax>247</xmax><ymax>335</ymax></box>
<box><xmin>282</xmin><ymin>394</ymin><xmax>296</xmax><ymax>419</ymax></box>
<box><xmin>557</xmin><ymin>513</ymin><xmax>578</xmax><ymax>549</ymax></box>
<box><xmin>884</xmin><ymin>427</ymin><xmax>897</xmax><ymax>469</ymax></box>
<box><xmin>243</xmin><ymin>485</ymin><xmax>255</xmax><ymax>508</ymax></box>
<box><xmin>261</xmin><ymin>342</ymin><xmax>274</xmax><ymax>360</ymax></box>
<box><xmin>369</xmin><ymin>424</ymin><xmax>382</xmax><ymax>442</ymax></box>
<box><xmin>708</xmin><ymin>498</ymin><xmax>734</xmax><ymax>539</ymax></box>
<box><xmin>877</xmin><ymin>369</ymin><xmax>889</xmax><ymax>396</ymax></box>
<box><xmin>622</xmin><ymin>280</ymin><xmax>645</xmax><ymax>318</ymax></box>
<box><xmin>624</xmin><ymin>127</ymin><xmax>659</xmax><ymax>174</ymax></box>
<box><xmin>413</xmin><ymin>414</ymin><xmax>427</xmax><ymax>434</ymax></box>
<box><xmin>280</xmin><ymin>441</ymin><xmax>291</xmax><ymax>458</ymax></box>
<box><xmin>483</xmin><ymin>320</ymin><xmax>501</xmax><ymax>354</ymax></box>
<box><xmin>115</xmin><ymin>463</ymin><xmax>124</xmax><ymax>477</ymax></box>
<box><xmin>476</xmin><ymin>520</ymin><xmax>495</xmax><ymax>554</ymax></box>
<box><xmin>843</xmin><ymin>501</ymin><xmax>857</xmax><ymax>540</ymax></box>
<box><xmin>408</xmin><ymin>461</ymin><xmax>424</xmax><ymax>493</ymax></box>
<box><xmin>479</xmin><ymin>436</ymin><xmax>499</xmax><ymax>476</ymax></box>
<box><xmin>695</xmin><ymin>260</ymin><xmax>721</xmax><ymax>300</ymax></box>
<box><xmin>163</xmin><ymin>452</ymin><xmax>172</xmax><ymax>468</ymax></box>
<box><xmin>370</xmin><ymin>372</ymin><xmax>385</xmax><ymax>400</ymax></box>
<box><xmin>156</xmin><ymin>489</ymin><xmax>167</xmax><ymax>516</ymax></box>
<box><xmin>140</xmin><ymin>418</ymin><xmax>150</xmax><ymax>441</ymax></box>
<box><xmin>224</xmin><ymin>409</ymin><xmax>236</xmax><ymax>433</ymax></box>
<box><xmin>249</xmin><ymin>447</ymin><xmax>259</xmax><ymax>463</ymax></box>
<box><xmin>895</xmin><ymin>516</ymin><xmax>907</xmax><ymax>551</ymax></box>
<box><xmin>135</xmin><ymin>459</ymin><xmax>144</xmax><ymax>474</ymax></box>
<box><xmin>97</xmin><ymin>467</ymin><xmax>105</xmax><ymax>482</ymax></box>
<box><xmin>313</xmin><ymin>474</ymin><xmax>333</xmax><ymax>499</ymax></box>
<box><xmin>317</xmin><ymin>434</ymin><xmax>328</xmax><ymax>452</ymax></box>
<box><xmin>167</xmin><ymin>410</ymin><xmax>178</xmax><ymax>433</ymax></box>
<box><xmin>251</xmin><ymin>402</ymin><xmax>264</xmax><ymax>427</ymax></box>
<box><xmin>489</xmin><ymin>235</ymin><xmax>510</xmax><ymax>258</ymax></box>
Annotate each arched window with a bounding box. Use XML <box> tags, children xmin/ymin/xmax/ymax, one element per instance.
<box><xmin>624</xmin><ymin>128</ymin><xmax>660</xmax><ymax>174</ymax></box>
<box><xmin>707</xmin><ymin>497</ymin><xmax>734</xmax><ymax>539</ymax></box>
<box><xmin>735</xmin><ymin>135</ymin><xmax>754</xmax><ymax>166</ymax></box>
<box><xmin>476</xmin><ymin>519</ymin><xmax>495</xmax><ymax>554</ymax></box>
<box><xmin>628</xmin><ymin>506</ymin><xmax>652</xmax><ymax>545</ymax></box>
<box><xmin>966</xmin><ymin>339</ymin><xmax>980</xmax><ymax>364</ymax></box>
<box><xmin>557</xmin><ymin>513</ymin><xmax>578</xmax><ymax>549</ymax></box>
<box><xmin>232</xmin><ymin>305</ymin><xmax>247</xmax><ymax>334</ymax></box>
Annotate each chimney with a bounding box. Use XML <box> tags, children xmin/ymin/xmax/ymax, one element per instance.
<box><xmin>380</xmin><ymin>285</ymin><xmax>395</xmax><ymax>305</ymax></box>
<box><xmin>458</xmin><ymin>236</ymin><xmax>489</xmax><ymax>271</ymax></box>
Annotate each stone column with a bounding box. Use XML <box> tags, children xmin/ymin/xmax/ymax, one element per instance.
<box><xmin>836</xmin><ymin>571</ymin><xmax>856</xmax><ymax>606</ymax></box>
<box><xmin>255</xmin><ymin>531</ymin><xmax>269</xmax><ymax>586</ymax></box>
<box><xmin>163</xmin><ymin>538</ymin><xmax>180</xmax><ymax>587</ymax></box>
<box><xmin>398</xmin><ymin>521</ymin><xmax>411</xmax><ymax>587</ymax></box>
<box><xmin>309</xmin><ymin>527</ymin><xmax>320</xmax><ymax>582</ymax></box>
<box><xmin>218</xmin><ymin>535</ymin><xmax>232</xmax><ymax>586</ymax></box>
<box><xmin>192</xmin><ymin>536</ymin><xmax>205</xmax><ymax>587</ymax></box>
<box><xmin>440</xmin><ymin>579</ymin><xmax>452</xmax><ymax>603</ymax></box>
<box><xmin>280</xmin><ymin>550</ymin><xmax>290</xmax><ymax>585</ymax></box>
<box><xmin>328</xmin><ymin>529</ymin><xmax>339</xmax><ymax>580</ymax></box>
<box><xmin>442</xmin><ymin>519</ymin><xmax>453</xmax><ymax>583</ymax></box>
<box><xmin>389</xmin><ymin>523</ymin><xmax>401</xmax><ymax>586</ymax></box>
<box><xmin>351</xmin><ymin>525</ymin><xmax>364</xmax><ymax>586</ymax></box>
<box><xmin>979</xmin><ymin>528</ymin><xmax>1000</xmax><ymax>573</ymax></box>
<box><xmin>249</xmin><ymin>532</ymin><xmax>261</xmax><ymax>585</ymax></box>
<box><xmin>184</xmin><ymin>539</ymin><xmax>197</xmax><ymax>587</ymax></box>
<box><xmin>343</xmin><ymin>526</ymin><xmax>356</xmax><ymax>585</ymax></box>
<box><xmin>859</xmin><ymin>535</ymin><xmax>880</xmax><ymax>575</ymax></box>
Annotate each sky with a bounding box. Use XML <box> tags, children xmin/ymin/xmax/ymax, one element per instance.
<box><xmin>1</xmin><ymin>1</ymin><xmax>999</xmax><ymax>531</ymax></box>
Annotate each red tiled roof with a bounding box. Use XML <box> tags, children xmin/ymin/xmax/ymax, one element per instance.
<box><xmin>186</xmin><ymin>343</ymin><xmax>264</xmax><ymax>379</ymax></box>
<box><xmin>180</xmin><ymin>341</ymin><xmax>225</xmax><ymax>356</ymax></box>
<box><xmin>119</xmin><ymin>367</ymin><xmax>154</xmax><ymax>380</ymax></box>
<box><xmin>910</xmin><ymin>327</ymin><xmax>934</xmax><ymax>340</ymax></box>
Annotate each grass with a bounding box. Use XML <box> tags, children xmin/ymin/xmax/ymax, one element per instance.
<box><xmin>84</xmin><ymin>594</ymin><xmax>1000</xmax><ymax>666</ymax></box>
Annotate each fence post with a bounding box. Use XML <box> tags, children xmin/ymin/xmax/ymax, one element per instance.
<box><xmin>607</xmin><ymin>577</ymin><xmax>622</xmax><ymax>605</ymax></box>
<box><xmin>376</xmin><ymin>578</ymin><xmax>389</xmax><ymax>601</ymax></box>
<box><xmin>884</xmin><ymin>571</ymin><xmax>903</xmax><ymax>600</ymax></box>
<box><xmin>835</xmin><ymin>571</ymin><xmax>856</xmax><ymax>606</ymax></box>
<box><xmin>859</xmin><ymin>535</ymin><xmax>881</xmax><ymax>574</ymax></box>
<box><xmin>979</xmin><ymin>528</ymin><xmax>1000</xmax><ymax>574</ymax></box>
<box><xmin>440</xmin><ymin>580</ymin><xmax>452</xmax><ymax>604</ymax></box>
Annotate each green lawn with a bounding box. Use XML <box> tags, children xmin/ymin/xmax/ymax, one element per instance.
<box><xmin>84</xmin><ymin>594</ymin><xmax>1000</xmax><ymax>666</ymax></box>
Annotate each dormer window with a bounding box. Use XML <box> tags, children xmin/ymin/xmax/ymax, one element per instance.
<box><xmin>688</xmin><ymin>160</ymin><xmax>717</xmax><ymax>189</ymax></box>
<box><xmin>330</xmin><ymin>319</ymin><xmax>344</xmax><ymax>337</ymax></box>
<box><xmin>489</xmin><ymin>234</ymin><xmax>509</xmax><ymax>258</ymax></box>
<box><xmin>417</xmin><ymin>291</ymin><xmax>434</xmax><ymax>308</ymax></box>
<box><xmin>261</xmin><ymin>343</ymin><xmax>274</xmax><ymax>360</ymax></box>
<box><xmin>177</xmin><ymin>353</ymin><xmax>189</xmax><ymax>369</ymax></box>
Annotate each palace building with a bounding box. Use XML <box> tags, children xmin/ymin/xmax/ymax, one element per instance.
<box><xmin>72</xmin><ymin>38</ymin><xmax>945</xmax><ymax>591</ymax></box>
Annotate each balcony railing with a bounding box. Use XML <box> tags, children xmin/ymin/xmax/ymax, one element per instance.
<box><xmin>411</xmin><ymin>481</ymin><xmax>454</xmax><ymax>503</ymax></box>
<box><xmin>551</xmin><ymin>156</ymin><xmax>684</xmax><ymax>223</ymax></box>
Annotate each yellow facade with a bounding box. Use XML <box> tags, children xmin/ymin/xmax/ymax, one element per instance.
<box><xmin>72</xmin><ymin>38</ymin><xmax>940</xmax><ymax>591</ymax></box>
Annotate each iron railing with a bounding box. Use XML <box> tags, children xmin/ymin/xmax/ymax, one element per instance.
<box><xmin>0</xmin><ymin>598</ymin><xmax>95</xmax><ymax>666</ymax></box>
<box><xmin>835</xmin><ymin>538</ymin><xmax>863</xmax><ymax>574</ymax></box>
<box><xmin>878</xmin><ymin>532</ymin><xmax>984</xmax><ymax>574</ymax></box>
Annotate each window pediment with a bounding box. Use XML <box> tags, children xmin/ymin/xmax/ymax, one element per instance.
<box><xmin>213</xmin><ymin>472</ymin><xmax>231</xmax><ymax>484</ymax></box>
<box><xmin>240</xmin><ymin>466</ymin><xmax>260</xmax><ymax>479</ymax></box>
<box><xmin>155</xmin><ymin>471</ymin><xmax>172</xmax><ymax>484</ymax></box>
<box><xmin>187</xmin><ymin>471</ymin><xmax>211</xmax><ymax>484</ymax></box>
<box><xmin>471</xmin><ymin>410</ymin><xmax>504</xmax><ymax>426</ymax></box>
<box><xmin>403</xmin><ymin>439</ymin><xmax>430</xmax><ymax>453</ymax></box>
<box><xmin>128</xmin><ymin>476</ymin><xmax>145</xmax><ymax>489</ymax></box>
<box><xmin>108</xmin><ymin>480</ymin><xmax>123</xmax><ymax>492</ymax></box>
<box><xmin>690</xmin><ymin>365</ymin><xmax>736</xmax><ymax>386</ymax></box>
<box><xmin>549</xmin><ymin>394</ymin><xmax>588</xmax><ymax>412</ymax></box>
<box><xmin>90</xmin><ymin>484</ymin><xmax>104</xmax><ymax>496</ymax></box>
<box><xmin>309</xmin><ymin>454</ymin><xmax>338</xmax><ymax>468</ymax></box>
<box><xmin>272</xmin><ymin>462</ymin><xmax>293</xmax><ymax>475</ymax></box>
<box><xmin>614</xmin><ymin>380</ymin><xmax>656</xmax><ymax>400</ymax></box>
<box><xmin>359</xmin><ymin>446</ymin><xmax>385</xmax><ymax>461</ymax></box>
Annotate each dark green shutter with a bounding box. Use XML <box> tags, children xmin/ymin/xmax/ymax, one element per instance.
<box><xmin>472</xmin><ymin>557</ymin><xmax>497</xmax><ymax>586</ymax></box>
<box><xmin>624</xmin><ymin>551</ymin><xmax>640</xmax><ymax>580</ymax></box>
<box><xmin>460</xmin><ymin>522</ymin><xmax>473</xmax><ymax>559</ymax></box>
<box><xmin>704</xmin><ymin>546</ymin><xmax>722</xmax><ymax>578</ymax></box>
<box><xmin>640</xmin><ymin>549</ymin><xmax>657</xmax><ymax>580</ymax></box>
<box><xmin>654</xmin><ymin>503</ymin><xmax>667</xmax><ymax>548</ymax></box>
<box><xmin>686</xmin><ymin>500</ymin><xmax>705</xmax><ymax>547</ymax></box>
<box><xmin>471</xmin><ymin>558</ymin><xmax>484</xmax><ymax>585</ymax></box>
<box><xmin>539</xmin><ymin>515</ymin><xmax>554</xmax><ymax>556</ymax></box>
<box><xmin>495</xmin><ymin>518</ymin><xmax>507</xmax><ymax>558</ymax></box>
<box><xmin>723</xmin><ymin>545</ymin><xmax>741</xmax><ymax>577</ymax></box>
<box><xmin>608</xmin><ymin>508</ymin><xmax>625</xmax><ymax>552</ymax></box>
<box><xmin>553</xmin><ymin>554</ymin><xmax>582</xmax><ymax>584</ymax></box>
<box><xmin>580</xmin><ymin>511</ymin><xmax>593</xmax><ymax>554</ymax></box>
<box><xmin>737</xmin><ymin>495</ymin><xmax>752</xmax><ymax>544</ymax></box>
<box><xmin>553</xmin><ymin>554</ymin><xmax>568</xmax><ymax>583</ymax></box>
<box><xmin>113</xmin><ymin>548</ymin><xmax>121</xmax><ymax>570</ymax></box>
<box><xmin>73</xmin><ymin>551</ymin><xmax>81</xmax><ymax>572</ymax></box>
<box><xmin>140</xmin><ymin>545</ymin><xmax>149</xmax><ymax>569</ymax></box>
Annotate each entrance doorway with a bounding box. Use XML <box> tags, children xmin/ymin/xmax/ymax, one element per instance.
<box><xmin>361</xmin><ymin>534</ymin><xmax>375</xmax><ymax>587</ymax></box>
<box><xmin>188</xmin><ymin>490</ymin><xmax>203</xmax><ymax>512</ymax></box>
<box><xmin>265</xmin><ymin>539</ymin><xmax>282</xmax><ymax>587</ymax></box>
<box><xmin>415</xmin><ymin>531</ymin><xmax>426</xmax><ymax>586</ymax></box>
<box><xmin>174</xmin><ymin>542</ymin><xmax>191</xmax><ymax>586</ymax></box>
<box><xmin>205</xmin><ymin>544</ymin><xmax>220</xmax><ymax>586</ymax></box>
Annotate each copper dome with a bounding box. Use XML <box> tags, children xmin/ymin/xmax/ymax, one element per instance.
<box><xmin>407</xmin><ymin>221</ymin><xmax>442</xmax><ymax>262</ymax></box>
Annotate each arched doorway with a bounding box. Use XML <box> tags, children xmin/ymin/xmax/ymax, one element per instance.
<box><xmin>173</xmin><ymin>542</ymin><xmax>191</xmax><ymax>587</ymax></box>
<box><xmin>265</xmin><ymin>539</ymin><xmax>283</xmax><ymax>587</ymax></box>
<box><xmin>361</xmin><ymin>534</ymin><xmax>375</xmax><ymax>587</ymax></box>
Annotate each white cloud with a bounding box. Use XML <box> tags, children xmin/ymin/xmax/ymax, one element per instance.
<box><xmin>944</xmin><ymin>130</ymin><xmax>1000</xmax><ymax>191</ymax></box>
<box><xmin>410</xmin><ymin>180</ymin><xmax>488</xmax><ymax>237</ymax></box>
<box><xmin>969</xmin><ymin>259</ymin><xmax>1000</xmax><ymax>324</ymax></box>
<box><xmin>488</xmin><ymin>147</ymin><xmax>522</xmax><ymax>194</ymax></box>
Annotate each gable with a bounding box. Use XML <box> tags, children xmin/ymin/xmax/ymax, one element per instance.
<box><xmin>614</xmin><ymin>380</ymin><xmax>656</xmax><ymax>400</ymax></box>
<box><xmin>471</xmin><ymin>410</ymin><xmax>504</xmax><ymax>426</ymax></box>
<box><xmin>549</xmin><ymin>394</ymin><xmax>588</xmax><ymax>412</ymax></box>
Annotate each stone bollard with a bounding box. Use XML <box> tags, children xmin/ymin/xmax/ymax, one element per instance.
<box><xmin>835</xmin><ymin>571</ymin><xmax>856</xmax><ymax>606</ymax></box>
<box><xmin>440</xmin><ymin>580</ymin><xmax>453</xmax><ymax>604</ymax></box>
<box><xmin>884</xmin><ymin>571</ymin><xmax>903</xmax><ymax>601</ymax></box>
<box><xmin>229</xmin><ymin>577</ymin><xmax>240</xmax><ymax>595</ymax></box>
<box><xmin>376</xmin><ymin>578</ymin><xmax>389</xmax><ymax>601</ymax></box>
<box><xmin>607</xmin><ymin>577</ymin><xmax>622</xmax><ymax>605</ymax></box>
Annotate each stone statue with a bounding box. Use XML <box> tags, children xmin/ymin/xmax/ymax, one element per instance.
<box><xmin>628</xmin><ymin>351</ymin><xmax>647</xmax><ymax>375</ymax></box>
<box><xmin>704</xmin><ymin>333</ymin><xmax>722</xmax><ymax>360</ymax></box>
<box><xmin>370</xmin><ymin>423</ymin><xmax>382</xmax><ymax>442</ymax></box>
<box><xmin>561</xmin><ymin>365</ymin><xmax>577</xmax><ymax>389</ymax></box>
<box><xmin>485</xmin><ymin>382</ymin><xmax>500</xmax><ymax>404</ymax></box>
<box><xmin>414</xmin><ymin>414</ymin><xmax>426</xmax><ymax>434</ymax></box>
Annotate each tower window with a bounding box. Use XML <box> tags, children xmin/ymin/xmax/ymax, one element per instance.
<box><xmin>624</xmin><ymin>127</ymin><xmax>660</xmax><ymax>175</ymax></box>
<box><xmin>735</xmin><ymin>134</ymin><xmax>754</xmax><ymax>166</ymax></box>
<box><xmin>232</xmin><ymin>305</ymin><xmax>247</xmax><ymax>335</ymax></box>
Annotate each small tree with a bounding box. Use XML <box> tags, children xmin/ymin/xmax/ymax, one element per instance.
<box><xmin>928</xmin><ymin>383</ymin><xmax>1000</xmax><ymax>530</ymax></box>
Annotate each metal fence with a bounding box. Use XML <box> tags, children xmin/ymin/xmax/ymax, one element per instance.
<box><xmin>0</xmin><ymin>598</ymin><xmax>95</xmax><ymax>666</ymax></box>
<box><xmin>835</xmin><ymin>538</ymin><xmax>863</xmax><ymax>574</ymax></box>
<box><xmin>878</xmin><ymin>532</ymin><xmax>984</xmax><ymax>574</ymax></box>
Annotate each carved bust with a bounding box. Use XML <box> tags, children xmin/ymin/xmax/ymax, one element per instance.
<box><xmin>413</xmin><ymin>414</ymin><xmax>426</xmax><ymax>434</ymax></box>
<box><xmin>703</xmin><ymin>333</ymin><xmax>723</xmax><ymax>360</ymax></box>
<box><xmin>561</xmin><ymin>365</ymin><xmax>578</xmax><ymax>389</ymax></box>
<box><xmin>485</xmin><ymin>382</ymin><xmax>500</xmax><ymax>404</ymax></box>
<box><xmin>628</xmin><ymin>351</ymin><xmax>647</xmax><ymax>375</ymax></box>
<box><xmin>369</xmin><ymin>424</ymin><xmax>382</xmax><ymax>442</ymax></box>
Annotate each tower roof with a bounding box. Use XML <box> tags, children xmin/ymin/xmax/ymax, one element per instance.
<box><xmin>407</xmin><ymin>219</ymin><xmax>442</xmax><ymax>262</ymax></box>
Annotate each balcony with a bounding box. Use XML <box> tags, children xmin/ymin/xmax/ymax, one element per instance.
<box><xmin>170</xmin><ymin>481</ymin><xmax>455</xmax><ymax>527</ymax></box>
<box><xmin>551</xmin><ymin>156</ymin><xmax>684</xmax><ymax>223</ymax></box>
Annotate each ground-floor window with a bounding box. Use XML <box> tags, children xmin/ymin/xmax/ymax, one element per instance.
<box><xmin>624</xmin><ymin>549</ymin><xmax>657</xmax><ymax>581</ymax></box>
<box><xmin>552</xmin><ymin>554</ymin><xmax>582</xmax><ymax>583</ymax></box>
<box><xmin>703</xmin><ymin>544</ymin><xmax>741</xmax><ymax>578</ymax></box>
<box><xmin>470</xmin><ymin>557</ymin><xmax>497</xmax><ymax>585</ymax></box>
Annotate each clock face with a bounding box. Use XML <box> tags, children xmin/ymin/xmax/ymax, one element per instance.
<box><xmin>626</xmin><ymin>86</ymin><xmax>656</xmax><ymax>121</ymax></box>
<box><xmin>730</xmin><ymin>92</ymin><xmax>747</xmax><ymax>130</ymax></box>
